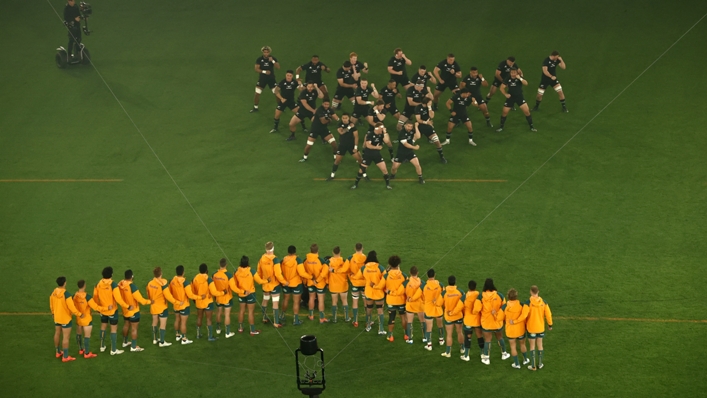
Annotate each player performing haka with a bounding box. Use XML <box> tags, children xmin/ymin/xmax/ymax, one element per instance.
<box><xmin>349</xmin><ymin>52</ymin><xmax>369</xmax><ymax>90</ymax></box>
<box><xmin>296</xmin><ymin>55</ymin><xmax>331</xmax><ymax>99</ymax></box>
<box><xmin>390</xmin><ymin>121</ymin><xmax>424</xmax><ymax>184</ymax></box>
<box><xmin>299</xmin><ymin>98</ymin><xmax>339</xmax><ymax>162</ymax></box>
<box><xmin>415</xmin><ymin>97</ymin><xmax>448</xmax><ymax>163</ymax></box>
<box><xmin>327</xmin><ymin>113</ymin><xmax>362</xmax><ymax>181</ymax></box>
<box><xmin>496</xmin><ymin>68</ymin><xmax>537</xmax><ymax>132</ymax></box>
<box><xmin>410</xmin><ymin>65</ymin><xmax>437</xmax><ymax>92</ymax></box>
<box><xmin>459</xmin><ymin>67</ymin><xmax>492</xmax><ymax>127</ymax></box>
<box><xmin>399</xmin><ymin>80</ymin><xmax>433</xmax><ymax>131</ymax></box>
<box><xmin>532</xmin><ymin>51</ymin><xmax>568</xmax><ymax>113</ymax></box>
<box><xmin>332</xmin><ymin>61</ymin><xmax>357</xmax><ymax>111</ymax></box>
<box><xmin>251</xmin><ymin>46</ymin><xmax>280</xmax><ymax>113</ymax></box>
<box><xmin>379</xmin><ymin>79</ymin><xmax>403</xmax><ymax>125</ymax></box>
<box><xmin>432</xmin><ymin>53</ymin><xmax>462</xmax><ymax>110</ymax></box>
<box><xmin>387</xmin><ymin>48</ymin><xmax>413</xmax><ymax>90</ymax></box>
<box><xmin>443</xmin><ymin>88</ymin><xmax>477</xmax><ymax>146</ymax></box>
<box><xmin>351</xmin><ymin>78</ymin><xmax>380</xmax><ymax>125</ymax></box>
<box><xmin>350</xmin><ymin>123</ymin><xmax>393</xmax><ymax>190</ymax></box>
<box><xmin>486</xmin><ymin>56</ymin><xmax>521</xmax><ymax>104</ymax></box>
<box><xmin>270</xmin><ymin>70</ymin><xmax>303</xmax><ymax>134</ymax></box>
<box><xmin>287</xmin><ymin>81</ymin><xmax>323</xmax><ymax>141</ymax></box>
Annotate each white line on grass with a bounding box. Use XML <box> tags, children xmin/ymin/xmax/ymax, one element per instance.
<box><xmin>321</xmin><ymin>10</ymin><xmax>707</xmax><ymax>368</ymax></box>
<box><xmin>45</xmin><ymin>0</ymin><xmax>297</xmax><ymax>357</ymax></box>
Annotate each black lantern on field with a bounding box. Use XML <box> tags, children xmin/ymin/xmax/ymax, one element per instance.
<box><xmin>295</xmin><ymin>335</ymin><xmax>325</xmax><ymax>397</ymax></box>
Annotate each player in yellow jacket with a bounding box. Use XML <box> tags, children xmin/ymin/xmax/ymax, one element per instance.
<box><xmin>383</xmin><ymin>255</ymin><xmax>407</xmax><ymax>342</ymax></box>
<box><xmin>230</xmin><ymin>255</ymin><xmax>260</xmax><ymax>335</ymax></box>
<box><xmin>73</xmin><ymin>279</ymin><xmax>107</xmax><ymax>359</ymax></box>
<box><xmin>212</xmin><ymin>258</ymin><xmax>235</xmax><ymax>338</ymax></box>
<box><xmin>480</xmin><ymin>278</ymin><xmax>509</xmax><ymax>365</ymax></box>
<box><xmin>441</xmin><ymin>275</ymin><xmax>465</xmax><ymax>358</ymax></box>
<box><xmin>422</xmin><ymin>269</ymin><xmax>444</xmax><ymax>351</ymax></box>
<box><xmin>277</xmin><ymin>245</ymin><xmax>304</xmax><ymax>325</ymax></box>
<box><xmin>347</xmin><ymin>243</ymin><xmax>367</xmax><ymax>327</ymax></box>
<box><xmin>504</xmin><ymin>288</ymin><xmax>530</xmax><ymax>368</ymax></box>
<box><xmin>192</xmin><ymin>263</ymin><xmax>223</xmax><ymax>341</ymax></box>
<box><xmin>301</xmin><ymin>244</ymin><xmax>330</xmax><ymax>323</ymax></box>
<box><xmin>328</xmin><ymin>246</ymin><xmax>350</xmax><ymax>323</ymax></box>
<box><xmin>148</xmin><ymin>267</ymin><xmax>178</xmax><ymax>347</ymax></box>
<box><xmin>403</xmin><ymin>266</ymin><xmax>425</xmax><ymax>344</ymax></box>
<box><xmin>94</xmin><ymin>266</ymin><xmax>131</xmax><ymax>355</ymax></box>
<box><xmin>461</xmin><ymin>280</ymin><xmax>483</xmax><ymax>361</ymax></box>
<box><xmin>170</xmin><ymin>265</ymin><xmax>198</xmax><ymax>345</ymax></box>
<box><xmin>255</xmin><ymin>241</ymin><xmax>283</xmax><ymax>327</ymax></box>
<box><xmin>50</xmin><ymin>276</ymin><xmax>83</xmax><ymax>362</ymax></box>
<box><xmin>361</xmin><ymin>251</ymin><xmax>386</xmax><ymax>334</ymax></box>
<box><xmin>117</xmin><ymin>269</ymin><xmax>152</xmax><ymax>352</ymax></box>
<box><xmin>526</xmin><ymin>285</ymin><xmax>553</xmax><ymax>370</ymax></box>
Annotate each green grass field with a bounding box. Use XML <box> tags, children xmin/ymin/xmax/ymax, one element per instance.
<box><xmin>2</xmin><ymin>0</ymin><xmax>707</xmax><ymax>396</ymax></box>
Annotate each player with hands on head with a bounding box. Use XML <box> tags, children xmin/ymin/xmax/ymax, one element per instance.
<box><xmin>532</xmin><ymin>51</ymin><xmax>568</xmax><ymax>112</ymax></box>
<box><xmin>251</xmin><ymin>46</ymin><xmax>280</xmax><ymax>113</ymax></box>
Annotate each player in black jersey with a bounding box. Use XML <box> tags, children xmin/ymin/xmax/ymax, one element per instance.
<box><xmin>399</xmin><ymin>80</ymin><xmax>433</xmax><ymax>131</ymax></box>
<box><xmin>351</xmin><ymin>78</ymin><xmax>380</xmax><ymax>125</ymax></box>
<box><xmin>390</xmin><ymin>120</ymin><xmax>425</xmax><ymax>184</ymax></box>
<box><xmin>410</xmin><ymin>65</ymin><xmax>437</xmax><ymax>91</ymax></box>
<box><xmin>332</xmin><ymin>61</ymin><xmax>357</xmax><ymax>111</ymax></box>
<box><xmin>380</xmin><ymin>79</ymin><xmax>403</xmax><ymax>123</ymax></box>
<box><xmin>296</xmin><ymin>55</ymin><xmax>331</xmax><ymax>99</ymax></box>
<box><xmin>365</xmin><ymin>100</ymin><xmax>394</xmax><ymax>159</ymax></box>
<box><xmin>415</xmin><ymin>97</ymin><xmax>448</xmax><ymax>164</ymax></box>
<box><xmin>299</xmin><ymin>99</ymin><xmax>339</xmax><ymax>162</ymax></box>
<box><xmin>270</xmin><ymin>70</ymin><xmax>304</xmax><ymax>133</ymax></box>
<box><xmin>532</xmin><ymin>51</ymin><xmax>568</xmax><ymax>113</ymax></box>
<box><xmin>496</xmin><ymin>68</ymin><xmax>536</xmax><ymax>132</ymax></box>
<box><xmin>443</xmin><ymin>89</ymin><xmax>477</xmax><ymax>146</ymax></box>
<box><xmin>287</xmin><ymin>81</ymin><xmax>324</xmax><ymax>141</ymax></box>
<box><xmin>349</xmin><ymin>52</ymin><xmax>369</xmax><ymax>89</ymax></box>
<box><xmin>251</xmin><ymin>46</ymin><xmax>281</xmax><ymax>113</ymax></box>
<box><xmin>459</xmin><ymin>67</ymin><xmax>492</xmax><ymax>127</ymax></box>
<box><xmin>486</xmin><ymin>56</ymin><xmax>522</xmax><ymax>104</ymax></box>
<box><xmin>433</xmin><ymin>54</ymin><xmax>462</xmax><ymax>110</ymax></box>
<box><xmin>351</xmin><ymin>123</ymin><xmax>393</xmax><ymax>190</ymax></box>
<box><xmin>327</xmin><ymin>113</ymin><xmax>363</xmax><ymax>181</ymax></box>
<box><xmin>387</xmin><ymin>48</ymin><xmax>413</xmax><ymax>90</ymax></box>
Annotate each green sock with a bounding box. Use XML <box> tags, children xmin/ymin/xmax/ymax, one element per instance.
<box><xmin>207</xmin><ymin>325</ymin><xmax>213</xmax><ymax>338</ymax></box>
<box><xmin>438</xmin><ymin>327</ymin><xmax>444</xmax><ymax>338</ymax></box>
<box><xmin>100</xmin><ymin>330</ymin><xmax>105</xmax><ymax>346</ymax></box>
<box><xmin>110</xmin><ymin>333</ymin><xmax>117</xmax><ymax>351</ymax></box>
<box><xmin>131</xmin><ymin>339</ymin><xmax>137</xmax><ymax>349</ymax></box>
<box><xmin>160</xmin><ymin>329</ymin><xmax>166</xmax><ymax>343</ymax></box>
<box><xmin>319</xmin><ymin>311</ymin><xmax>325</xmax><ymax>320</ymax></box>
<box><xmin>483</xmin><ymin>342</ymin><xmax>490</xmax><ymax>356</ymax></box>
<box><xmin>196</xmin><ymin>326</ymin><xmax>201</xmax><ymax>336</ymax></box>
<box><xmin>539</xmin><ymin>350</ymin><xmax>544</xmax><ymax>367</ymax></box>
<box><xmin>425</xmin><ymin>331</ymin><xmax>431</xmax><ymax>342</ymax></box>
<box><xmin>499</xmin><ymin>338</ymin><xmax>507</xmax><ymax>353</ymax></box>
<box><xmin>294</xmin><ymin>315</ymin><xmax>299</xmax><ymax>322</ymax></box>
<box><xmin>75</xmin><ymin>334</ymin><xmax>82</xmax><ymax>348</ymax></box>
<box><xmin>366</xmin><ymin>314</ymin><xmax>371</xmax><ymax>325</ymax></box>
<box><xmin>445</xmin><ymin>346</ymin><xmax>451</xmax><ymax>354</ymax></box>
<box><xmin>84</xmin><ymin>337</ymin><xmax>90</xmax><ymax>353</ymax></box>
<box><xmin>216</xmin><ymin>322</ymin><xmax>221</xmax><ymax>330</ymax></box>
<box><xmin>532</xmin><ymin>350</ymin><xmax>536</xmax><ymax>367</ymax></box>
<box><xmin>309</xmin><ymin>310</ymin><xmax>314</xmax><ymax>317</ymax></box>
<box><xmin>406</xmin><ymin>323</ymin><xmax>412</xmax><ymax>338</ymax></box>
<box><xmin>239</xmin><ymin>323</ymin><xmax>243</xmax><ymax>330</ymax></box>
<box><xmin>274</xmin><ymin>309</ymin><xmax>280</xmax><ymax>323</ymax></box>
<box><xmin>123</xmin><ymin>335</ymin><xmax>128</xmax><ymax>344</ymax></box>
<box><xmin>513</xmin><ymin>355</ymin><xmax>519</xmax><ymax>366</ymax></box>
<box><xmin>152</xmin><ymin>326</ymin><xmax>158</xmax><ymax>340</ymax></box>
<box><xmin>522</xmin><ymin>351</ymin><xmax>528</xmax><ymax>360</ymax></box>
<box><xmin>56</xmin><ymin>346</ymin><xmax>60</xmax><ymax>354</ymax></box>
<box><xmin>226</xmin><ymin>325</ymin><xmax>230</xmax><ymax>334</ymax></box>
<box><xmin>464</xmin><ymin>347</ymin><xmax>469</xmax><ymax>356</ymax></box>
<box><xmin>250</xmin><ymin>324</ymin><xmax>255</xmax><ymax>333</ymax></box>
<box><xmin>343</xmin><ymin>305</ymin><xmax>349</xmax><ymax>318</ymax></box>
<box><xmin>63</xmin><ymin>348</ymin><xmax>68</xmax><ymax>358</ymax></box>
<box><xmin>331</xmin><ymin>305</ymin><xmax>337</xmax><ymax>319</ymax></box>
<box><xmin>353</xmin><ymin>308</ymin><xmax>358</xmax><ymax>320</ymax></box>
<box><xmin>421</xmin><ymin>324</ymin><xmax>425</xmax><ymax>338</ymax></box>
<box><xmin>378</xmin><ymin>314</ymin><xmax>385</xmax><ymax>330</ymax></box>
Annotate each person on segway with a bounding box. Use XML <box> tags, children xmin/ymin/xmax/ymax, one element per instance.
<box><xmin>64</xmin><ymin>0</ymin><xmax>82</xmax><ymax>60</ymax></box>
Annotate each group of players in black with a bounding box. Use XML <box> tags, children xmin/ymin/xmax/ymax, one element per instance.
<box><xmin>250</xmin><ymin>47</ymin><xmax>568</xmax><ymax>189</ymax></box>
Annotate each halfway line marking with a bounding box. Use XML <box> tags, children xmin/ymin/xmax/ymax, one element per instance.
<box><xmin>0</xmin><ymin>179</ymin><xmax>123</xmax><ymax>183</ymax></box>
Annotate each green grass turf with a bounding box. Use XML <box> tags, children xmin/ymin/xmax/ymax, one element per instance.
<box><xmin>1</xmin><ymin>0</ymin><xmax>706</xmax><ymax>396</ymax></box>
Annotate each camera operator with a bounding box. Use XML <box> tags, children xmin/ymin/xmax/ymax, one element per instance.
<box><xmin>64</xmin><ymin>0</ymin><xmax>82</xmax><ymax>58</ymax></box>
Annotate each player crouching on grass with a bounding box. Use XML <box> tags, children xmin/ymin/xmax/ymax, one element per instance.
<box><xmin>169</xmin><ymin>265</ymin><xmax>198</xmax><ymax>345</ymax></box>
<box><xmin>504</xmin><ymin>288</ymin><xmax>531</xmax><ymax>368</ymax></box>
<box><xmin>441</xmin><ymin>276</ymin><xmax>465</xmax><ymax>358</ymax></box>
<box><xmin>230</xmin><ymin>256</ymin><xmax>261</xmax><ymax>335</ymax></box>
<box><xmin>73</xmin><ymin>279</ymin><xmax>108</xmax><ymax>359</ymax></box>
<box><xmin>50</xmin><ymin>276</ymin><xmax>83</xmax><ymax>362</ymax></box>
<box><xmin>526</xmin><ymin>285</ymin><xmax>553</xmax><ymax>370</ymax></box>
<box><xmin>148</xmin><ymin>267</ymin><xmax>178</xmax><ymax>348</ymax></box>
